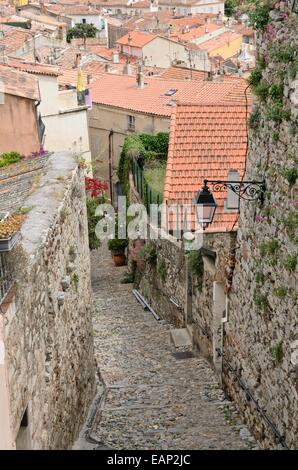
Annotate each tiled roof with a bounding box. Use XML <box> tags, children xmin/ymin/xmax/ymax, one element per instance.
<box><xmin>0</xmin><ymin>29</ymin><xmax>31</xmax><ymax>55</ymax></box>
<box><xmin>19</xmin><ymin>11</ymin><xmax>67</xmax><ymax>27</ymax></box>
<box><xmin>60</xmin><ymin>5</ymin><xmax>100</xmax><ymax>15</ymax></box>
<box><xmin>197</xmin><ymin>32</ymin><xmax>242</xmax><ymax>53</ymax></box>
<box><xmin>160</xmin><ymin>66</ymin><xmax>208</xmax><ymax>81</ymax></box>
<box><xmin>117</xmin><ymin>30</ymin><xmax>156</xmax><ymax>48</ymax></box>
<box><xmin>7</xmin><ymin>59</ymin><xmax>60</xmax><ymax>77</ymax></box>
<box><xmin>0</xmin><ymin>64</ymin><xmax>40</xmax><ymax>101</ymax></box>
<box><xmin>90</xmin><ymin>73</ymin><xmax>251</xmax><ymax>116</ymax></box>
<box><xmin>170</xmin><ymin>23</ymin><xmax>223</xmax><ymax>43</ymax></box>
<box><xmin>164</xmin><ymin>104</ymin><xmax>248</xmax><ymax>232</ymax></box>
<box><xmin>58</xmin><ymin>68</ymin><xmax>89</xmax><ymax>87</ymax></box>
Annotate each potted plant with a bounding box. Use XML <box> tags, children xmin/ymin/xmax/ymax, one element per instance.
<box><xmin>0</xmin><ymin>213</ymin><xmax>24</xmax><ymax>252</ymax></box>
<box><xmin>108</xmin><ymin>238</ymin><xmax>128</xmax><ymax>267</ymax></box>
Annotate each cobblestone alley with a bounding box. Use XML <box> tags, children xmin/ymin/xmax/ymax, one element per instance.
<box><xmin>77</xmin><ymin>245</ymin><xmax>258</xmax><ymax>450</ymax></box>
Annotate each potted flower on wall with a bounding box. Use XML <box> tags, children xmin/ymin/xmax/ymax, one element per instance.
<box><xmin>0</xmin><ymin>213</ymin><xmax>24</xmax><ymax>252</ymax></box>
<box><xmin>108</xmin><ymin>238</ymin><xmax>128</xmax><ymax>267</ymax></box>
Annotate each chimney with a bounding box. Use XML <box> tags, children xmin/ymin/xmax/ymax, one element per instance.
<box><xmin>128</xmin><ymin>33</ymin><xmax>132</xmax><ymax>46</ymax></box>
<box><xmin>123</xmin><ymin>61</ymin><xmax>132</xmax><ymax>75</ymax></box>
<box><xmin>136</xmin><ymin>63</ymin><xmax>144</xmax><ymax>89</ymax></box>
<box><xmin>75</xmin><ymin>53</ymin><xmax>82</xmax><ymax>68</ymax></box>
<box><xmin>112</xmin><ymin>50</ymin><xmax>119</xmax><ymax>63</ymax></box>
<box><xmin>40</xmin><ymin>1</ymin><xmax>46</xmax><ymax>15</ymax></box>
<box><xmin>105</xmin><ymin>63</ymin><xmax>111</xmax><ymax>72</ymax></box>
<box><xmin>0</xmin><ymin>45</ymin><xmax>8</xmax><ymax>64</ymax></box>
<box><xmin>205</xmin><ymin>26</ymin><xmax>208</xmax><ymax>33</ymax></box>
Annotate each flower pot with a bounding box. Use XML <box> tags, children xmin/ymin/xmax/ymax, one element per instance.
<box><xmin>0</xmin><ymin>231</ymin><xmax>21</xmax><ymax>252</ymax></box>
<box><xmin>112</xmin><ymin>252</ymin><xmax>126</xmax><ymax>267</ymax></box>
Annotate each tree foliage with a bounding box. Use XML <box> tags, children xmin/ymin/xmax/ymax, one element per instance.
<box><xmin>67</xmin><ymin>23</ymin><xmax>97</xmax><ymax>43</ymax></box>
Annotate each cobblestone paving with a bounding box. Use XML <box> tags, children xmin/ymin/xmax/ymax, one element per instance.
<box><xmin>90</xmin><ymin>246</ymin><xmax>258</xmax><ymax>450</ymax></box>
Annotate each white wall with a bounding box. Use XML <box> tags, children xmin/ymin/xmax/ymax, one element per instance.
<box><xmin>68</xmin><ymin>14</ymin><xmax>108</xmax><ymax>37</ymax></box>
<box><xmin>143</xmin><ymin>37</ymin><xmax>187</xmax><ymax>68</ymax></box>
<box><xmin>36</xmin><ymin>75</ymin><xmax>91</xmax><ymax>164</ymax></box>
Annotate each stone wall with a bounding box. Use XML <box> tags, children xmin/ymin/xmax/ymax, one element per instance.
<box><xmin>1</xmin><ymin>152</ymin><xmax>95</xmax><ymax>449</ymax></box>
<box><xmin>224</xmin><ymin>6</ymin><xmax>298</xmax><ymax>450</ymax></box>
<box><xmin>0</xmin><ymin>154</ymin><xmax>49</xmax><ymax>213</ymax></box>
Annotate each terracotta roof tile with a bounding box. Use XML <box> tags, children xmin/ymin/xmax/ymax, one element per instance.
<box><xmin>197</xmin><ymin>32</ymin><xmax>242</xmax><ymax>53</ymax></box>
<box><xmin>90</xmin><ymin>74</ymin><xmax>251</xmax><ymax>116</ymax></box>
<box><xmin>117</xmin><ymin>30</ymin><xmax>156</xmax><ymax>48</ymax></box>
<box><xmin>163</xmin><ymin>103</ymin><xmax>249</xmax><ymax>232</ymax></box>
<box><xmin>0</xmin><ymin>64</ymin><xmax>40</xmax><ymax>101</ymax></box>
<box><xmin>0</xmin><ymin>29</ymin><xmax>31</xmax><ymax>55</ymax></box>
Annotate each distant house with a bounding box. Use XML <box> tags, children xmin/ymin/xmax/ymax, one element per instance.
<box><xmin>89</xmin><ymin>72</ymin><xmax>250</xmax><ymax>187</ymax></box>
<box><xmin>0</xmin><ymin>65</ymin><xmax>41</xmax><ymax>155</ymax></box>
<box><xmin>117</xmin><ymin>31</ymin><xmax>189</xmax><ymax>68</ymax></box>
<box><xmin>6</xmin><ymin>61</ymin><xmax>91</xmax><ymax>163</ymax></box>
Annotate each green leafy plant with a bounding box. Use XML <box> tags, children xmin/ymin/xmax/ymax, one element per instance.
<box><xmin>108</xmin><ymin>238</ymin><xmax>128</xmax><ymax>253</ymax></box>
<box><xmin>71</xmin><ymin>273</ymin><xmax>79</xmax><ymax>289</ymax></box>
<box><xmin>274</xmin><ymin>286</ymin><xmax>287</xmax><ymax>298</ymax></box>
<box><xmin>248</xmin><ymin>68</ymin><xmax>263</xmax><ymax>88</ymax></box>
<box><xmin>16</xmin><ymin>206</ymin><xmax>33</xmax><ymax>215</ymax></box>
<box><xmin>0</xmin><ymin>151</ymin><xmax>21</xmax><ymax>168</ymax></box>
<box><xmin>268</xmin><ymin>83</ymin><xmax>284</xmax><ymax>103</ymax></box>
<box><xmin>265</xmin><ymin>103</ymin><xmax>291</xmax><ymax>123</ymax></box>
<box><xmin>255</xmin><ymin>271</ymin><xmax>265</xmax><ymax>284</ymax></box>
<box><xmin>254</xmin><ymin>80</ymin><xmax>270</xmax><ymax>102</ymax></box>
<box><xmin>281</xmin><ymin>210</ymin><xmax>298</xmax><ymax>244</ymax></box>
<box><xmin>260</xmin><ymin>239</ymin><xmax>279</xmax><ymax>257</ymax></box>
<box><xmin>280</xmin><ymin>167</ymin><xmax>297</xmax><ymax>186</ymax></box>
<box><xmin>139</xmin><ymin>243</ymin><xmax>157</xmax><ymax>263</ymax></box>
<box><xmin>67</xmin><ymin>23</ymin><xmax>97</xmax><ymax>43</ymax></box>
<box><xmin>248</xmin><ymin>1</ymin><xmax>271</xmax><ymax>31</ymax></box>
<box><xmin>157</xmin><ymin>258</ymin><xmax>167</xmax><ymax>281</ymax></box>
<box><xmin>248</xmin><ymin>107</ymin><xmax>261</xmax><ymax>130</ymax></box>
<box><xmin>288</xmin><ymin>59</ymin><xmax>298</xmax><ymax>80</ymax></box>
<box><xmin>270</xmin><ymin>341</ymin><xmax>283</xmax><ymax>365</ymax></box>
<box><xmin>283</xmin><ymin>255</ymin><xmax>297</xmax><ymax>272</ymax></box>
<box><xmin>272</xmin><ymin>45</ymin><xmax>295</xmax><ymax>63</ymax></box>
<box><xmin>188</xmin><ymin>251</ymin><xmax>204</xmax><ymax>291</ymax></box>
<box><xmin>86</xmin><ymin>196</ymin><xmax>104</xmax><ymax>250</ymax></box>
<box><xmin>253</xmin><ymin>289</ymin><xmax>270</xmax><ymax>313</ymax></box>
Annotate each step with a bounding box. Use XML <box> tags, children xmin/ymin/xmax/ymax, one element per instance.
<box><xmin>170</xmin><ymin>328</ymin><xmax>193</xmax><ymax>349</ymax></box>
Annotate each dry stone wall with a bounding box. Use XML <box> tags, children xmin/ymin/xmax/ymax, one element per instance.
<box><xmin>225</xmin><ymin>6</ymin><xmax>298</xmax><ymax>450</ymax></box>
<box><xmin>2</xmin><ymin>152</ymin><xmax>95</xmax><ymax>449</ymax></box>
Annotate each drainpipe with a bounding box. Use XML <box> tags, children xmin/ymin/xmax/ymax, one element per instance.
<box><xmin>108</xmin><ymin>130</ymin><xmax>114</xmax><ymax>205</ymax></box>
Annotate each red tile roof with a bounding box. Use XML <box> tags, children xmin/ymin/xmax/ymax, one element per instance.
<box><xmin>90</xmin><ymin>74</ymin><xmax>251</xmax><ymax>116</ymax></box>
<box><xmin>170</xmin><ymin>23</ymin><xmax>223</xmax><ymax>43</ymax></box>
<box><xmin>6</xmin><ymin>59</ymin><xmax>59</xmax><ymax>77</ymax></box>
<box><xmin>160</xmin><ymin>66</ymin><xmax>208</xmax><ymax>81</ymax></box>
<box><xmin>163</xmin><ymin>104</ymin><xmax>248</xmax><ymax>232</ymax></box>
<box><xmin>0</xmin><ymin>29</ymin><xmax>31</xmax><ymax>55</ymax></box>
<box><xmin>117</xmin><ymin>30</ymin><xmax>156</xmax><ymax>48</ymax></box>
<box><xmin>0</xmin><ymin>64</ymin><xmax>40</xmax><ymax>101</ymax></box>
<box><xmin>197</xmin><ymin>32</ymin><xmax>242</xmax><ymax>53</ymax></box>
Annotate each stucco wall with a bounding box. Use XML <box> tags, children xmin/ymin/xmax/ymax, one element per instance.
<box><xmin>1</xmin><ymin>152</ymin><xmax>95</xmax><ymax>449</ymax></box>
<box><xmin>0</xmin><ymin>94</ymin><xmax>40</xmax><ymax>155</ymax></box>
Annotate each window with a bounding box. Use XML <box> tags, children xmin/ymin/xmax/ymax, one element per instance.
<box><xmin>164</xmin><ymin>88</ymin><xmax>177</xmax><ymax>96</ymax></box>
<box><xmin>127</xmin><ymin>115</ymin><xmax>135</xmax><ymax>130</ymax></box>
<box><xmin>82</xmin><ymin>18</ymin><xmax>86</xmax><ymax>24</ymax></box>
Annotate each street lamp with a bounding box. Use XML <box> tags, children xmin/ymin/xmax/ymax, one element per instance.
<box><xmin>193</xmin><ymin>181</ymin><xmax>217</xmax><ymax>227</ymax></box>
<box><xmin>194</xmin><ymin>179</ymin><xmax>265</xmax><ymax>228</ymax></box>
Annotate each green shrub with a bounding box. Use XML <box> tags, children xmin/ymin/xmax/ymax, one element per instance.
<box><xmin>265</xmin><ymin>103</ymin><xmax>291</xmax><ymax>123</ymax></box>
<box><xmin>248</xmin><ymin>107</ymin><xmax>261</xmax><ymax>130</ymax></box>
<box><xmin>254</xmin><ymin>80</ymin><xmax>270</xmax><ymax>102</ymax></box>
<box><xmin>0</xmin><ymin>151</ymin><xmax>21</xmax><ymax>168</ymax></box>
<box><xmin>255</xmin><ymin>271</ymin><xmax>265</xmax><ymax>284</ymax></box>
<box><xmin>280</xmin><ymin>167</ymin><xmax>297</xmax><ymax>186</ymax></box>
<box><xmin>248</xmin><ymin>68</ymin><xmax>263</xmax><ymax>88</ymax></box>
<box><xmin>260</xmin><ymin>239</ymin><xmax>279</xmax><ymax>257</ymax></box>
<box><xmin>86</xmin><ymin>197</ymin><xmax>104</xmax><ymax>250</ymax></box>
<box><xmin>268</xmin><ymin>83</ymin><xmax>284</xmax><ymax>102</ymax></box>
<box><xmin>282</xmin><ymin>210</ymin><xmax>298</xmax><ymax>243</ymax></box>
<box><xmin>272</xmin><ymin>45</ymin><xmax>295</xmax><ymax>63</ymax></box>
<box><xmin>188</xmin><ymin>251</ymin><xmax>204</xmax><ymax>291</ymax></box>
<box><xmin>253</xmin><ymin>290</ymin><xmax>270</xmax><ymax>313</ymax></box>
<box><xmin>283</xmin><ymin>255</ymin><xmax>297</xmax><ymax>272</ymax></box>
<box><xmin>274</xmin><ymin>286</ymin><xmax>287</xmax><ymax>298</ymax></box>
<box><xmin>288</xmin><ymin>59</ymin><xmax>298</xmax><ymax>80</ymax></box>
<box><xmin>249</xmin><ymin>1</ymin><xmax>271</xmax><ymax>31</ymax></box>
<box><xmin>157</xmin><ymin>258</ymin><xmax>167</xmax><ymax>281</ymax></box>
<box><xmin>139</xmin><ymin>243</ymin><xmax>157</xmax><ymax>263</ymax></box>
<box><xmin>108</xmin><ymin>238</ymin><xmax>128</xmax><ymax>253</ymax></box>
<box><xmin>117</xmin><ymin>133</ymin><xmax>169</xmax><ymax>197</ymax></box>
<box><xmin>270</xmin><ymin>342</ymin><xmax>283</xmax><ymax>365</ymax></box>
